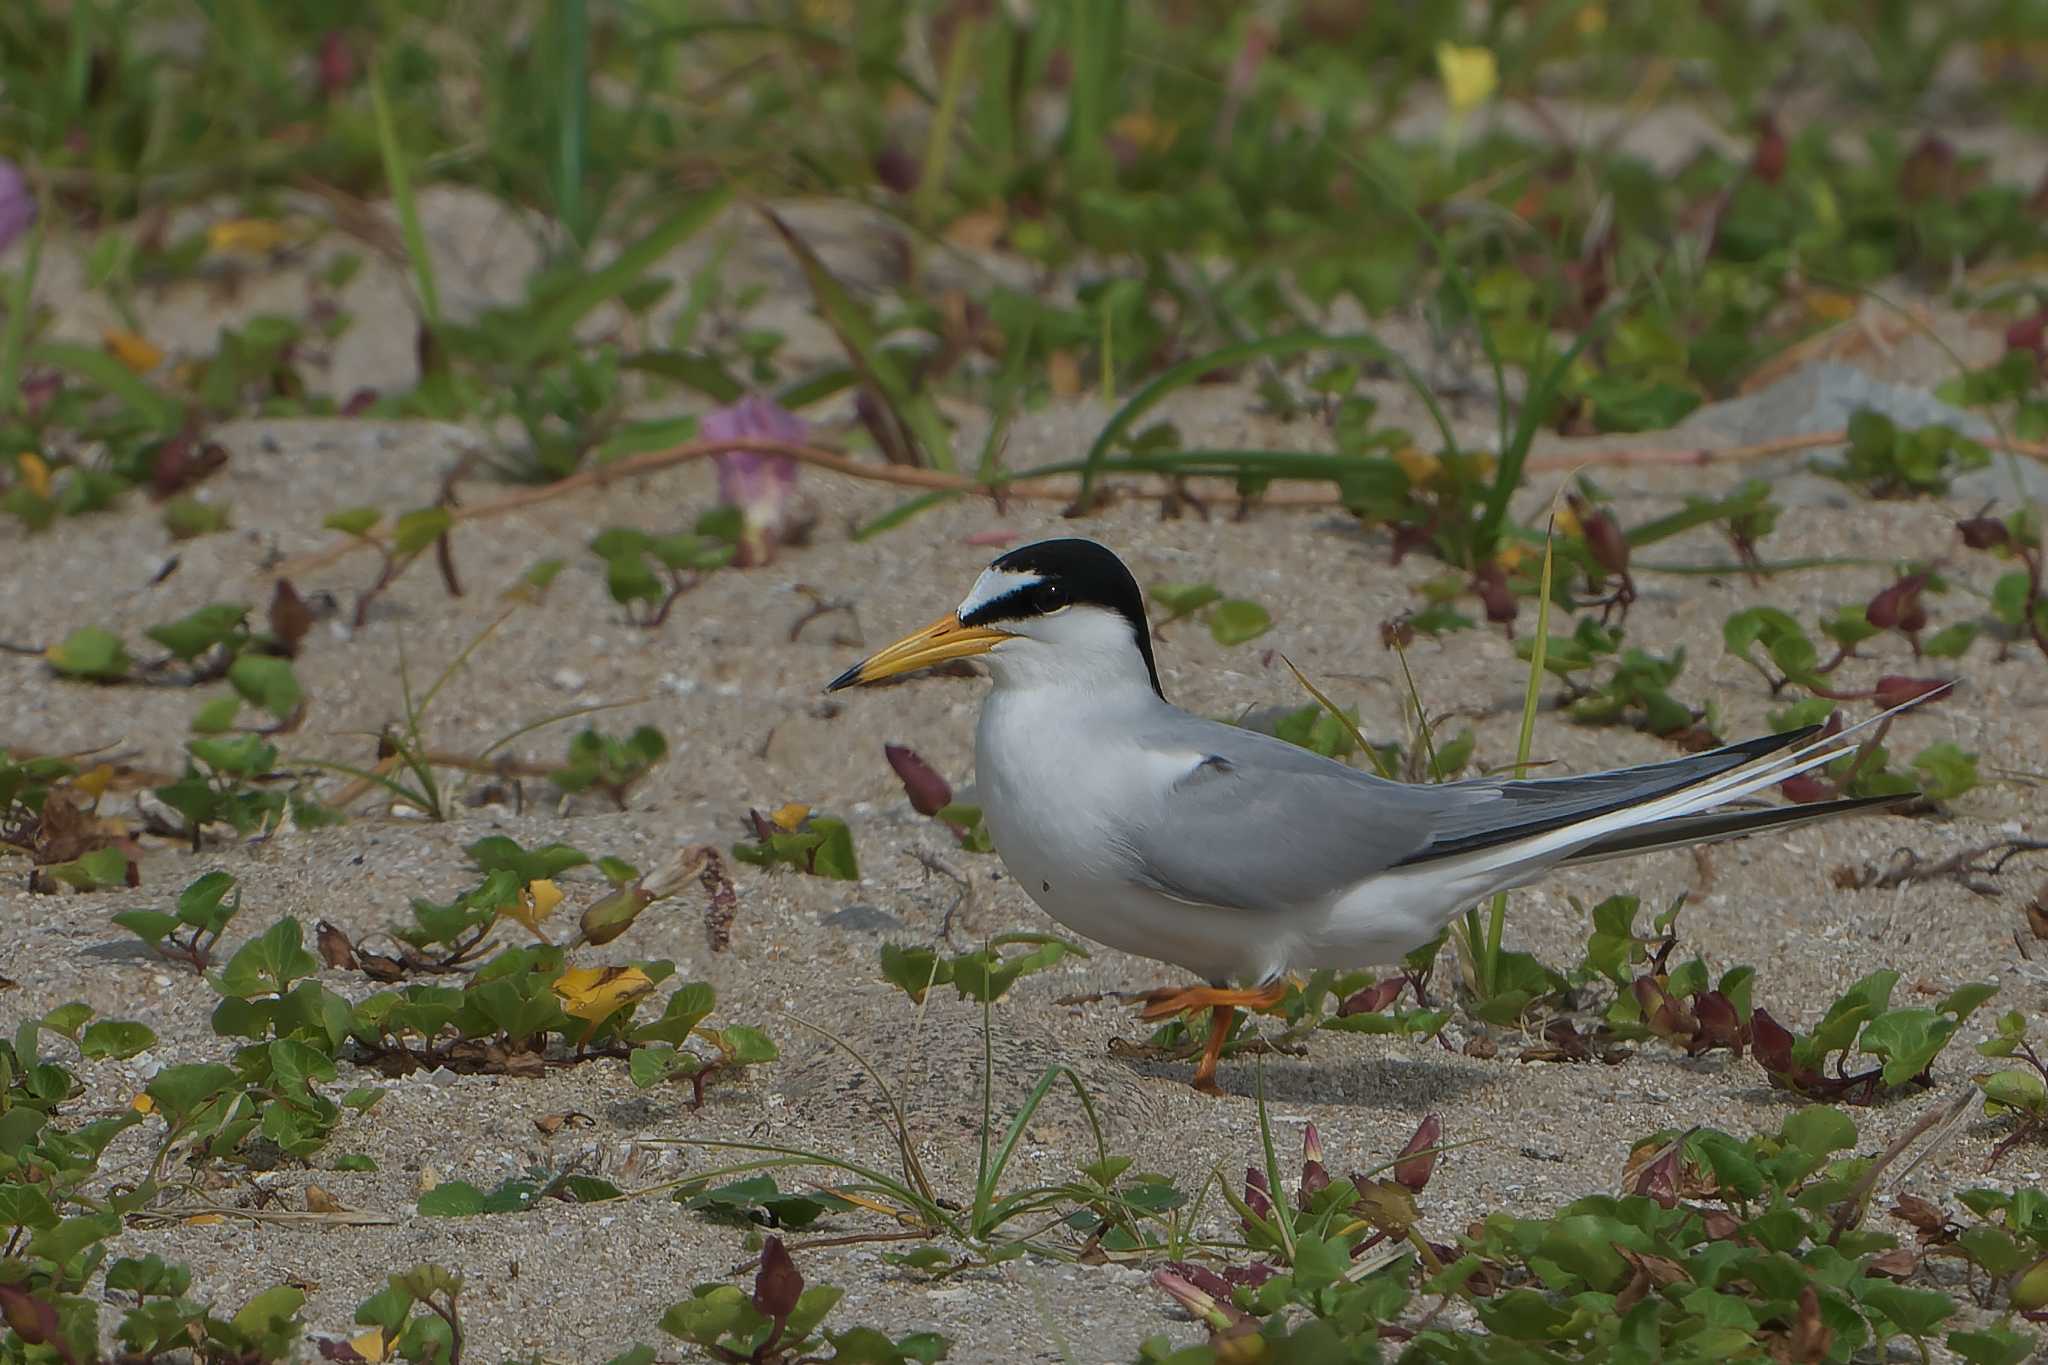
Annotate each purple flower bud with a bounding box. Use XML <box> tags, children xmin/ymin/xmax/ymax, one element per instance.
<box><xmin>704</xmin><ymin>395</ymin><xmax>808</xmax><ymax>566</ymax></box>
<box><xmin>0</xmin><ymin>159</ymin><xmax>37</xmax><ymax>254</ymax></box>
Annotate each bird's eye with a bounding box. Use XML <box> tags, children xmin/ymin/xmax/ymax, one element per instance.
<box><xmin>1032</xmin><ymin>581</ymin><xmax>1069</xmax><ymax>613</ymax></box>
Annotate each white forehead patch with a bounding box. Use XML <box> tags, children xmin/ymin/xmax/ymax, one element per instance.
<box><xmin>956</xmin><ymin>566</ymin><xmax>1042</xmax><ymax>621</ymax></box>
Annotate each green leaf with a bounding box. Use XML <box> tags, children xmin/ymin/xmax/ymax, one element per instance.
<box><xmin>1977</xmin><ymin>1068</ymin><xmax>2048</xmax><ymax>1115</ymax></box>
<box><xmin>228</xmin><ymin>655</ymin><xmax>303</xmax><ymax>719</ymax></box>
<box><xmin>323</xmin><ymin>506</ymin><xmax>380</xmax><ymax>537</ymax></box>
<box><xmin>1947</xmin><ymin>1328</ymin><xmax>2039</xmax><ymax>1365</ymax></box>
<box><xmin>40</xmin><ymin>1002</ymin><xmax>94</xmax><ymax>1038</ymax></box>
<box><xmin>465</xmin><ymin>836</ymin><xmax>591</xmax><ymax>883</ymax></box>
<box><xmin>805</xmin><ymin>817</ymin><xmax>859</xmax><ymax>880</ymax></box>
<box><xmin>1922</xmin><ymin>622</ymin><xmax>1978</xmax><ymax>659</ymax></box>
<box><xmin>1859</xmin><ymin>1282</ymin><xmax>1954</xmax><ymax>1335</ymax></box>
<box><xmin>145</xmin><ymin>603</ymin><xmax>248</xmax><ymax>661</ymax></box>
<box><xmin>215</xmin><ymin>919</ymin><xmax>320</xmax><ymax>1000</ymax></box>
<box><xmin>1149</xmin><ymin>581</ymin><xmax>1222</xmax><ymax>620</ymax></box>
<box><xmin>112</xmin><ymin>910</ymin><xmax>180</xmax><ymax>946</ymax></box>
<box><xmin>80</xmin><ymin>1021</ymin><xmax>156</xmax><ymax>1060</ymax></box>
<box><xmin>392</xmin><ymin>506</ymin><xmax>452</xmax><ymax>555</ymax></box>
<box><xmin>1780</xmin><ymin>1106</ymin><xmax>1858</xmax><ymax>1156</ymax></box>
<box><xmin>145</xmin><ymin>1062</ymin><xmax>239</xmax><ymax>1125</ymax></box>
<box><xmin>48</xmin><ymin>626</ymin><xmax>131</xmax><ymax>681</ymax></box>
<box><xmin>629</xmin><ymin>982</ymin><xmax>716</xmax><ymax>1046</ymax></box>
<box><xmin>417</xmin><ymin>1181</ymin><xmax>488</xmax><ymax>1217</ymax></box>
<box><xmin>191</xmin><ymin>696</ymin><xmax>242</xmax><ymax>733</ymax></box>
<box><xmin>629</xmin><ymin>1046</ymin><xmax>685</xmax><ymax>1088</ymax></box>
<box><xmin>1208</xmin><ymin>599</ymin><xmax>1272</xmax><ymax>646</ymax></box>
<box><xmin>1910</xmin><ymin>742</ymin><xmax>1979</xmax><ymax>801</ymax></box>
<box><xmin>178</xmin><ymin>871</ymin><xmax>240</xmax><ymax>931</ymax></box>
<box><xmin>1858</xmin><ymin>1007</ymin><xmax>1952</xmax><ymax>1087</ymax></box>
<box><xmin>879</xmin><ymin>944</ymin><xmax>951</xmax><ymax>1004</ymax></box>
<box><xmin>45</xmin><ymin>845</ymin><xmax>131</xmax><ymax>890</ymax></box>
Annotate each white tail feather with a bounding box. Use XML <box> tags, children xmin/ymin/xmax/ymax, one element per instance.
<box><xmin>1420</xmin><ymin>683</ymin><xmax>1948</xmax><ymax>888</ymax></box>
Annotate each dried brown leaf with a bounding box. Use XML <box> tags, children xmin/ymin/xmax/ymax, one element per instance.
<box><xmin>315</xmin><ymin>920</ymin><xmax>357</xmax><ymax>971</ymax></box>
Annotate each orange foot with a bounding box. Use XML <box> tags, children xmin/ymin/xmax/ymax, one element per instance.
<box><xmin>1135</xmin><ymin>982</ymin><xmax>1292</xmax><ymax>1095</ymax></box>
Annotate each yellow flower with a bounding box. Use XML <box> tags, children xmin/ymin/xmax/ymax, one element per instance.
<box><xmin>129</xmin><ymin>1093</ymin><xmax>156</xmax><ymax>1115</ymax></box>
<box><xmin>552</xmin><ymin>965</ymin><xmax>656</xmax><ymax>1023</ymax></box>
<box><xmin>102</xmin><ymin>328</ymin><xmax>163</xmax><ymax>374</ymax></box>
<box><xmin>350</xmin><ymin>1331</ymin><xmax>393</xmax><ymax>1364</ymax></box>
<box><xmin>1553</xmin><ymin>502</ymin><xmax>1584</xmax><ymax>539</ymax></box>
<box><xmin>16</xmin><ymin>452</ymin><xmax>51</xmax><ymax>499</ymax></box>
<box><xmin>770</xmin><ymin>802</ymin><xmax>810</xmax><ymax>832</ymax></box>
<box><xmin>1393</xmin><ymin>447</ymin><xmax>1442</xmax><ymax>486</ymax></box>
<box><xmin>205</xmin><ymin>218</ymin><xmax>291</xmax><ymax>256</ymax></box>
<box><xmin>1576</xmin><ymin>5</ymin><xmax>1607</xmax><ymax>37</ymax></box>
<box><xmin>502</xmin><ymin>878</ymin><xmax>564</xmax><ymax>939</ymax></box>
<box><xmin>1435</xmin><ymin>42</ymin><xmax>1498</xmax><ymax>115</ymax></box>
<box><xmin>1496</xmin><ymin>543</ymin><xmax>1529</xmax><ymax>572</ymax></box>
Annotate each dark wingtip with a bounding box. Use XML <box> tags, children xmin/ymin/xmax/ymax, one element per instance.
<box><xmin>825</xmin><ymin>660</ymin><xmax>865</xmax><ymax>693</ymax></box>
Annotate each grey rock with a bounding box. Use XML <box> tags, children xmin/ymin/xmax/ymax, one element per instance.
<box><xmin>1679</xmin><ymin>361</ymin><xmax>2047</xmax><ymax>502</ymax></box>
<box><xmin>822</xmin><ymin>903</ymin><xmax>905</xmax><ymax>934</ymax></box>
<box><xmin>1681</xmin><ymin>361</ymin><xmax>1992</xmax><ymax>449</ymax></box>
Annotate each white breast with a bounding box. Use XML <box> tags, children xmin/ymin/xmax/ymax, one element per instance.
<box><xmin>973</xmin><ymin>687</ymin><xmax>1305</xmax><ymax>984</ymax></box>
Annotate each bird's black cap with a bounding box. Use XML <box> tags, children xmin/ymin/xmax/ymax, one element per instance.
<box><xmin>961</xmin><ymin>538</ymin><xmax>1162</xmax><ymax>697</ymax></box>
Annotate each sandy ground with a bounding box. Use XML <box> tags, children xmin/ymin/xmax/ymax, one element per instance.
<box><xmin>4</xmin><ymin>194</ymin><xmax>2048</xmax><ymax>1361</ymax></box>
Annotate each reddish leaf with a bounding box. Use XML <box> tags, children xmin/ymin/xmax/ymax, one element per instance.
<box><xmin>1957</xmin><ymin>516</ymin><xmax>2010</xmax><ymax>551</ymax></box>
<box><xmin>1871</xmin><ymin>675</ymin><xmax>1947</xmax><ymax>710</ymax></box>
<box><xmin>150</xmin><ymin>433</ymin><xmax>228</xmax><ymax>500</ymax></box>
<box><xmin>1780</xmin><ymin>774</ymin><xmax>1833</xmax><ymax>804</ymax></box>
<box><xmin>1242</xmin><ymin>1166</ymin><xmax>1273</xmax><ymax>1225</ymax></box>
<box><xmin>1691</xmin><ymin>990</ymin><xmax>1747</xmax><ymax>1055</ymax></box>
<box><xmin>1337</xmin><ymin>978</ymin><xmax>1403</xmax><ymax>1016</ymax></box>
<box><xmin>1393</xmin><ymin>1114</ymin><xmax>1442</xmax><ymax>1193</ymax></box>
<box><xmin>1865</xmin><ymin>576</ymin><xmax>1922</xmax><ymax>630</ymax></box>
<box><xmin>1631</xmin><ymin>1142</ymin><xmax>1680</xmax><ymax>1209</ymax></box>
<box><xmin>1751</xmin><ymin>1006</ymin><xmax>1796</xmax><ymax>1075</ymax></box>
<box><xmin>317</xmin><ymin>31</ymin><xmax>357</xmax><ymax>97</ymax></box>
<box><xmin>884</xmin><ymin>744</ymin><xmax>953</xmax><ymax>816</ymax></box>
<box><xmin>752</xmin><ymin>1235</ymin><xmax>803</xmax><ymax>1322</ymax></box>
<box><xmin>1751</xmin><ymin>114</ymin><xmax>1787</xmax><ymax>184</ymax></box>
<box><xmin>0</xmin><ymin>1285</ymin><xmax>58</xmax><ymax>1345</ymax></box>
<box><xmin>270</xmin><ymin>578</ymin><xmax>316</xmax><ymax>656</ymax></box>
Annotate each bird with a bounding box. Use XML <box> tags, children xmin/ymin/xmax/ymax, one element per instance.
<box><xmin>828</xmin><ymin>537</ymin><xmax>1929</xmax><ymax>1093</ymax></box>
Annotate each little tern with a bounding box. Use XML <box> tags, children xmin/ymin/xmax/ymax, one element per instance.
<box><xmin>830</xmin><ymin>538</ymin><xmax>1920</xmax><ymax>1092</ymax></box>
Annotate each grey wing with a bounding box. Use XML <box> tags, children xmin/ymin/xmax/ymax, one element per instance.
<box><xmin>1112</xmin><ymin>718</ymin><xmax>1823</xmax><ymax>913</ymax></box>
<box><xmin>1111</xmin><ymin>720</ymin><xmax>1474</xmax><ymax>914</ymax></box>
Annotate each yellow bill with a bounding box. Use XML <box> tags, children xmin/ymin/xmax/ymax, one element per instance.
<box><xmin>827</xmin><ymin>613</ymin><xmax>1010</xmax><ymax>691</ymax></box>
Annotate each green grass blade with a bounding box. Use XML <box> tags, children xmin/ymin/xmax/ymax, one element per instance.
<box><xmin>520</xmin><ymin>190</ymin><xmax>731</xmax><ymax>364</ymax></box>
<box><xmin>1485</xmin><ymin>517</ymin><xmax>1559</xmax><ymax>981</ymax></box>
<box><xmin>371</xmin><ymin>55</ymin><xmax>440</xmax><ymax>327</ymax></box>
<box><xmin>1473</xmin><ymin>314</ymin><xmax>1615</xmax><ymax>562</ymax></box>
<box><xmin>1076</xmin><ymin>332</ymin><xmax>1456</xmax><ymax>503</ymax></box>
<box><xmin>1062</xmin><ymin>0</ymin><xmax>1125</xmax><ymax>188</ymax></box>
<box><xmin>763</xmin><ymin>206</ymin><xmax>955</xmax><ymax>469</ymax></box>
<box><xmin>28</xmin><ymin>341</ymin><xmax>182</xmax><ymax>432</ymax></box>
<box><xmin>916</xmin><ymin>17</ymin><xmax>976</xmax><ymax>232</ymax></box>
<box><xmin>1278</xmin><ymin>654</ymin><xmax>1398</xmax><ymax>781</ymax></box>
<box><xmin>551</xmin><ymin>0</ymin><xmax>590</xmax><ymax>247</ymax></box>
<box><xmin>1</xmin><ymin>215</ymin><xmax>48</xmax><ymax>422</ymax></box>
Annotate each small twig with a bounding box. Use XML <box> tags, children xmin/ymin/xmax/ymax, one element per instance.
<box><xmin>1833</xmin><ymin>840</ymin><xmax>2048</xmax><ymax>896</ymax></box>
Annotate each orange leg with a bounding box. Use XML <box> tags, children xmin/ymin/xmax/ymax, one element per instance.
<box><xmin>1135</xmin><ymin>982</ymin><xmax>1292</xmax><ymax>1094</ymax></box>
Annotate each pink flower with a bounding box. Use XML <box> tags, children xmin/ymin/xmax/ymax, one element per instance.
<box><xmin>0</xmin><ymin>160</ymin><xmax>36</xmax><ymax>254</ymax></box>
<box><xmin>704</xmin><ymin>395</ymin><xmax>810</xmax><ymax>566</ymax></box>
